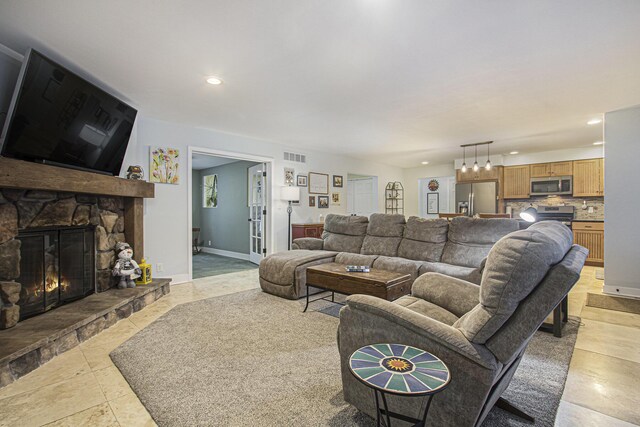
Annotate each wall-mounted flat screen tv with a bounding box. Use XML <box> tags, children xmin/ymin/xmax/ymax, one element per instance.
<box><xmin>0</xmin><ymin>49</ymin><xmax>137</xmax><ymax>176</ymax></box>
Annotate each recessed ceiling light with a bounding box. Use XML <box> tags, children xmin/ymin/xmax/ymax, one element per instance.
<box><xmin>421</xmin><ymin>161</ymin><xmax>429</xmax><ymax>165</ymax></box>
<box><xmin>509</xmin><ymin>151</ymin><xmax>519</xmax><ymax>155</ymax></box>
<box><xmin>206</xmin><ymin>76</ymin><xmax>223</xmax><ymax>85</ymax></box>
<box><xmin>593</xmin><ymin>141</ymin><xmax>604</xmax><ymax>145</ymax></box>
<box><xmin>587</xmin><ymin>118</ymin><xmax>602</xmax><ymax>125</ymax></box>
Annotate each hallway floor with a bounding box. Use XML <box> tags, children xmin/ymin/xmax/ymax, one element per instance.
<box><xmin>192</xmin><ymin>252</ymin><xmax>257</xmax><ymax>279</ymax></box>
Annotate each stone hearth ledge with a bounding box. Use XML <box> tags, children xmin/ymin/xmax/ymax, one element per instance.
<box><xmin>0</xmin><ymin>278</ymin><xmax>171</xmax><ymax>388</ymax></box>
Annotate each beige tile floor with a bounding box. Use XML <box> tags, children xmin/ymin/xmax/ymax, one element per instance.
<box><xmin>0</xmin><ymin>267</ymin><xmax>637</xmax><ymax>426</ymax></box>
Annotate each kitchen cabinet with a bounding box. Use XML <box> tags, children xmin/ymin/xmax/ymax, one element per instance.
<box><xmin>503</xmin><ymin>165</ymin><xmax>530</xmax><ymax>199</ymax></box>
<box><xmin>530</xmin><ymin>161</ymin><xmax>573</xmax><ymax>178</ymax></box>
<box><xmin>573</xmin><ymin>158</ymin><xmax>604</xmax><ymax>196</ymax></box>
<box><xmin>291</xmin><ymin>223</ymin><xmax>324</xmax><ymax>241</ymax></box>
<box><xmin>549</xmin><ymin>161</ymin><xmax>573</xmax><ymax>176</ymax></box>
<box><xmin>456</xmin><ymin>166</ymin><xmax>501</xmax><ymax>183</ymax></box>
<box><xmin>572</xmin><ymin>221</ymin><xmax>604</xmax><ymax>266</ymax></box>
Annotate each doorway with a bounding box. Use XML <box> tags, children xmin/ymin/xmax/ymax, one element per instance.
<box><xmin>187</xmin><ymin>148</ymin><xmax>274</xmax><ymax>281</ymax></box>
<box><xmin>347</xmin><ymin>174</ymin><xmax>378</xmax><ymax>217</ymax></box>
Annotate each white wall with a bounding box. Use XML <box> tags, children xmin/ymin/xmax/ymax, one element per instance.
<box><xmin>502</xmin><ymin>146</ymin><xmax>605</xmax><ymax>166</ymax></box>
<box><xmin>403</xmin><ymin>163</ymin><xmax>456</xmax><ymax>217</ymax></box>
<box><xmin>125</xmin><ymin>117</ymin><xmax>403</xmax><ymax>282</ymax></box>
<box><xmin>418</xmin><ymin>176</ymin><xmax>456</xmax><ymax>218</ymax></box>
<box><xmin>604</xmin><ymin>105</ymin><xmax>640</xmax><ymax>298</ymax></box>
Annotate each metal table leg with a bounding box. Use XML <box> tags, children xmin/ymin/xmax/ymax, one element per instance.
<box><xmin>373</xmin><ymin>389</ymin><xmax>436</xmax><ymax>427</ymax></box>
<box><xmin>303</xmin><ymin>284</ymin><xmax>310</xmax><ymax>312</ymax></box>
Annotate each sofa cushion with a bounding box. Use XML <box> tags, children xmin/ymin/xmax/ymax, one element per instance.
<box><xmin>323</xmin><ymin>214</ymin><xmax>369</xmax><ymax>235</ymax></box>
<box><xmin>394</xmin><ymin>295</ymin><xmax>459</xmax><ymax>325</ymax></box>
<box><xmin>322</xmin><ymin>214</ymin><xmax>369</xmax><ymax>253</ymax></box>
<box><xmin>397</xmin><ymin>217</ymin><xmax>448</xmax><ymax>262</ymax></box>
<box><xmin>258</xmin><ymin>250</ymin><xmax>338</xmax><ymax>286</ymax></box>
<box><xmin>335</xmin><ymin>252</ymin><xmax>379</xmax><ymax>267</ymax></box>
<box><xmin>361</xmin><ymin>213</ymin><xmax>406</xmax><ymax>257</ymax></box>
<box><xmin>441</xmin><ymin>217</ymin><xmax>519</xmax><ymax>268</ymax></box>
<box><xmin>454</xmin><ymin>221</ymin><xmax>573</xmax><ymax>344</ymax></box>
<box><xmin>420</xmin><ymin>262</ymin><xmax>482</xmax><ymax>285</ymax></box>
<box><xmin>372</xmin><ymin>256</ymin><xmax>422</xmax><ymax>281</ymax></box>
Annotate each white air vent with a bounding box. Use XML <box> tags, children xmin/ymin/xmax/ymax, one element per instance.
<box><xmin>284</xmin><ymin>151</ymin><xmax>306</xmax><ymax>163</ymax></box>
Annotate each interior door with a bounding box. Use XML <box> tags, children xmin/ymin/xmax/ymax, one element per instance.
<box><xmin>347</xmin><ymin>177</ymin><xmax>378</xmax><ymax>216</ymax></box>
<box><xmin>248</xmin><ymin>164</ymin><xmax>265</xmax><ymax>264</ymax></box>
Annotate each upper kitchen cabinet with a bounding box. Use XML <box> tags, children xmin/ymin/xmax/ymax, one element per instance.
<box><xmin>573</xmin><ymin>158</ymin><xmax>604</xmax><ymax>196</ymax></box>
<box><xmin>503</xmin><ymin>165</ymin><xmax>530</xmax><ymax>199</ymax></box>
<box><xmin>530</xmin><ymin>161</ymin><xmax>573</xmax><ymax>177</ymax></box>
<box><xmin>456</xmin><ymin>165</ymin><xmax>501</xmax><ymax>183</ymax></box>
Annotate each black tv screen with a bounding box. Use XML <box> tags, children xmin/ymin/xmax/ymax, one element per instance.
<box><xmin>0</xmin><ymin>49</ymin><xmax>137</xmax><ymax>176</ymax></box>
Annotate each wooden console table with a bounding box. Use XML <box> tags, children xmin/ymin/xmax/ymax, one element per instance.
<box><xmin>291</xmin><ymin>223</ymin><xmax>324</xmax><ymax>242</ymax></box>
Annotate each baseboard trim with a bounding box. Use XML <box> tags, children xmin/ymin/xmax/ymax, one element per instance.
<box><xmin>170</xmin><ymin>273</ymin><xmax>190</xmax><ymax>285</ymax></box>
<box><xmin>602</xmin><ymin>285</ymin><xmax>640</xmax><ymax>299</ymax></box>
<box><xmin>199</xmin><ymin>247</ymin><xmax>250</xmax><ymax>261</ymax></box>
<box><xmin>587</xmin><ymin>289</ymin><xmax>640</xmax><ymax>314</ymax></box>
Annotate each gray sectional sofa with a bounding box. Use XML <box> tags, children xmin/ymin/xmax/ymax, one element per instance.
<box><xmin>259</xmin><ymin>213</ymin><xmax>520</xmax><ymax>299</ymax></box>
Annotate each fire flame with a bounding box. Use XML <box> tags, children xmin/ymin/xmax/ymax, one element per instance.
<box><xmin>31</xmin><ymin>274</ymin><xmax>69</xmax><ymax>297</ymax></box>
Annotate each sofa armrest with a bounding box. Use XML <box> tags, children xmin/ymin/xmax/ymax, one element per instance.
<box><xmin>292</xmin><ymin>238</ymin><xmax>324</xmax><ymax>250</ymax></box>
<box><xmin>344</xmin><ymin>294</ymin><xmax>497</xmax><ymax>370</ymax></box>
<box><xmin>412</xmin><ymin>273</ymin><xmax>480</xmax><ymax>318</ymax></box>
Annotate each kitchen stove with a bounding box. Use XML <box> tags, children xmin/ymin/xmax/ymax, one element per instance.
<box><xmin>535</xmin><ymin>205</ymin><xmax>575</xmax><ymax>228</ymax></box>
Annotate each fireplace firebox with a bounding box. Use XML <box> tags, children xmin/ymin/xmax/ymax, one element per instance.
<box><xmin>16</xmin><ymin>226</ymin><xmax>96</xmax><ymax>320</ymax></box>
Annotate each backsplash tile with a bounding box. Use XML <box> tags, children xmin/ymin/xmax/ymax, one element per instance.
<box><xmin>506</xmin><ymin>196</ymin><xmax>604</xmax><ymax>221</ymax></box>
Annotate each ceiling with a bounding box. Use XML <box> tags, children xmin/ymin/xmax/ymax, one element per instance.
<box><xmin>191</xmin><ymin>154</ymin><xmax>239</xmax><ymax>170</ymax></box>
<box><xmin>0</xmin><ymin>1</ymin><xmax>638</xmax><ymax>168</ymax></box>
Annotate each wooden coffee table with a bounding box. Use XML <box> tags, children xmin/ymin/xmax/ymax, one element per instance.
<box><xmin>304</xmin><ymin>263</ymin><xmax>412</xmax><ymax>312</ymax></box>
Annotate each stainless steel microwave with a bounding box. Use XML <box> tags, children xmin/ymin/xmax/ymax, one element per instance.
<box><xmin>530</xmin><ymin>176</ymin><xmax>573</xmax><ymax>196</ymax></box>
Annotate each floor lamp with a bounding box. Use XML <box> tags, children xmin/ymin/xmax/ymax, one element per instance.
<box><xmin>281</xmin><ymin>186</ymin><xmax>300</xmax><ymax>250</ymax></box>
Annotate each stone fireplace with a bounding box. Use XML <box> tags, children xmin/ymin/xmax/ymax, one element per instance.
<box><xmin>0</xmin><ymin>190</ymin><xmax>129</xmax><ymax>328</ymax></box>
<box><xmin>0</xmin><ymin>155</ymin><xmax>155</xmax><ymax>331</ymax></box>
<box><xmin>0</xmin><ymin>157</ymin><xmax>167</xmax><ymax>389</ymax></box>
<box><xmin>17</xmin><ymin>225</ymin><xmax>96</xmax><ymax>320</ymax></box>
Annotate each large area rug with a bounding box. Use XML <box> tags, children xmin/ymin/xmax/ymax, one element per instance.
<box><xmin>111</xmin><ymin>289</ymin><xmax>579</xmax><ymax>426</ymax></box>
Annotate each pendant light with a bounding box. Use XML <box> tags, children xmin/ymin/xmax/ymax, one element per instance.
<box><xmin>485</xmin><ymin>143</ymin><xmax>492</xmax><ymax>170</ymax></box>
<box><xmin>461</xmin><ymin>147</ymin><xmax>467</xmax><ymax>173</ymax></box>
<box><xmin>472</xmin><ymin>145</ymin><xmax>479</xmax><ymax>172</ymax></box>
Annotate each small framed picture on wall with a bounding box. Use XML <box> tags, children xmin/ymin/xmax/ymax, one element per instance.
<box><xmin>333</xmin><ymin>175</ymin><xmax>343</xmax><ymax>187</ymax></box>
<box><xmin>427</xmin><ymin>192</ymin><xmax>439</xmax><ymax>214</ymax></box>
<box><xmin>284</xmin><ymin>167</ymin><xmax>295</xmax><ymax>185</ymax></box>
<box><xmin>309</xmin><ymin>196</ymin><xmax>316</xmax><ymax>207</ymax></box>
<box><xmin>297</xmin><ymin>175</ymin><xmax>307</xmax><ymax>186</ymax></box>
<box><xmin>318</xmin><ymin>195</ymin><xmax>329</xmax><ymax>208</ymax></box>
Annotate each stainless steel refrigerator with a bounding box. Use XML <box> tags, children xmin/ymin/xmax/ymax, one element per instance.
<box><xmin>455</xmin><ymin>182</ymin><xmax>498</xmax><ymax>216</ymax></box>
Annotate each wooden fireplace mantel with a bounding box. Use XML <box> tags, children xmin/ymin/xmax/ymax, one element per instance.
<box><xmin>0</xmin><ymin>156</ymin><xmax>154</xmax><ymax>261</ymax></box>
<box><xmin>0</xmin><ymin>157</ymin><xmax>154</xmax><ymax>198</ymax></box>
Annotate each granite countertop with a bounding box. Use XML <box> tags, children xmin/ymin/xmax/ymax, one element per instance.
<box><xmin>572</xmin><ymin>219</ymin><xmax>604</xmax><ymax>222</ymax></box>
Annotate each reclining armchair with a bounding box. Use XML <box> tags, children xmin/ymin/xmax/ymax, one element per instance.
<box><xmin>338</xmin><ymin>221</ymin><xmax>588</xmax><ymax>426</ymax></box>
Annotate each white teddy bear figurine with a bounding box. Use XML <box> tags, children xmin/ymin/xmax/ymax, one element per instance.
<box><xmin>112</xmin><ymin>242</ymin><xmax>142</xmax><ymax>289</ymax></box>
